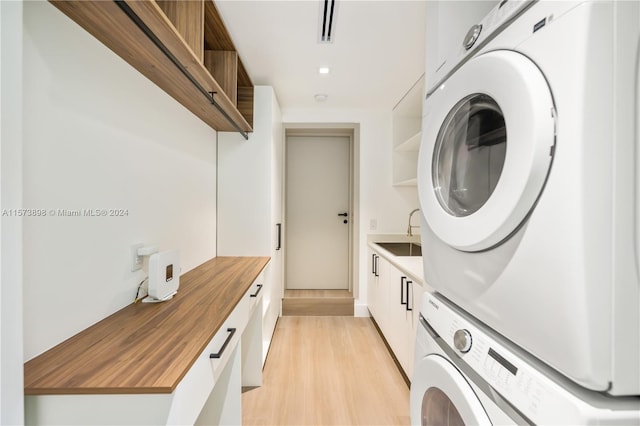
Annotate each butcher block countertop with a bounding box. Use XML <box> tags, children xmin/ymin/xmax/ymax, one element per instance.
<box><xmin>24</xmin><ymin>256</ymin><xmax>270</xmax><ymax>395</ymax></box>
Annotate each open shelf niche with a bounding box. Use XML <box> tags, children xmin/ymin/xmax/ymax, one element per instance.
<box><xmin>392</xmin><ymin>74</ymin><xmax>425</xmax><ymax>186</ymax></box>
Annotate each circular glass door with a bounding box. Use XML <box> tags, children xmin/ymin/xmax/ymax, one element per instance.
<box><xmin>418</xmin><ymin>50</ymin><xmax>555</xmax><ymax>252</ymax></box>
<box><xmin>433</xmin><ymin>94</ymin><xmax>507</xmax><ymax>217</ymax></box>
<box><xmin>422</xmin><ymin>387</ymin><xmax>465</xmax><ymax>426</ymax></box>
<box><xmin>410</xmin><ymin>354</ymin><xmax>491</xmax><ymax>425</ymax></box>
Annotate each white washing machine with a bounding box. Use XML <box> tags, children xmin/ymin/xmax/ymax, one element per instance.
<box><xmin>417</xmin><ymin>0</ymin><xmax>640</xmax><ymax>395</ymax></box>
<box><xmin>411</xmin><ymin>292</ymin><xmax>640</xmax><ymax>425</ymax></box>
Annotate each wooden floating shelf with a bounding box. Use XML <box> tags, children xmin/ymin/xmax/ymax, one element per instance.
<box><xmin>50</xmin><ymin>0</ymin><xmax>254</xmax><ymax>135</ymax></box>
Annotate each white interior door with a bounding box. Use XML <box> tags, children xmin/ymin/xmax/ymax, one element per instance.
<box><xmin>285</xmin><ymin>135</ymin><xmax>350</xmax><ymax>290</ymax></box>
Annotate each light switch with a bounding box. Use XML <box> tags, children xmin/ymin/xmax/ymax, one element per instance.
<box><xmin>131</xmin><ymin>243</ymin><xmax>144</xmax><ymax>272</ymax></box>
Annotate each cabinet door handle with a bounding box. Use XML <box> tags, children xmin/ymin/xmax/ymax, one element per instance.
<box><xmin>374</xmin><ymin>255</ymin><xmax>379</xmax><ymax>277</ymax></box>
<box><xmin>250</xmin><ymin>284</ymin><xmax>263</xmax><ymax>298</ymax></box>
<box><xmin>401</xmin><ymin>276</ymin><xmax>407</xmax><ymax>305</ymax></box>
<box><xmin>372</xmin><ymin>254</ymin><xmax>376</xmax><ymax>275</ymax></box>
<box><xmin>276</xmin><ymin>223</ymin><xmax>282</xmax><ymax>251</ymax></box>
<box><xmin>210</xmin><ymin>328</ymin><xmax>236</xmax><ymax>359</ymax></box>
<box><xmin>406</xmin><ymin>280</ymin><xmax>413</xmax><ymax>312</ymax></box>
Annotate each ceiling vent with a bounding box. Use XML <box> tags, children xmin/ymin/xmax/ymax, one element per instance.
<box><xmin>319</xmin><ymin>0</ymin><xmax>337</xmax><ymax>43</ymax></box>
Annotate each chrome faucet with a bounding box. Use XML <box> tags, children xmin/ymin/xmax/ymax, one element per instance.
<box><xmin>407</xmin><ymin>208</ymin><xmax>421</xmax><ymax>237</ymax></box>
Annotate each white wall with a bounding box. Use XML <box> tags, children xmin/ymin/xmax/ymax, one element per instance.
<box><xmin>282</xmin><ymin>107</ymin><xmax>419</xmax><ymax>316</ymax></box>
<box><xmin>1</xmin><ymin>1</ymin><xmax>25</xmax><ymax>423</ymax></box>
<box><xmin>22</xmin><ymin>1</ymin><xmax>218</xmax><ymax>360</ymax></box>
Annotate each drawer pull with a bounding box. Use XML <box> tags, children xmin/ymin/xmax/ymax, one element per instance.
<box><xmin>276</xmin><ymin>223</ymin><xmax>282</xmax><ymax>250</ymax></box>
<box><xmin>371</xmin><ymin>253</ymin><xmax>376</xmax><ymax>275</ymax></box>
<box><xmin>374</xmin><ymin>255</ymin><xmax>379</xmax><ymax>277</ymax></box>
<box><xmin>406</xmin><ymin>280</ymin><xmax>413</xmax><ymax>312</ymax></box>
<box><xmin>250</xmin><ymin>284</ymin><xmax>263</xmax><ymax>298</ymax></box>
<box><xmin>209</xmin><ymin>328</ymin><xmax>236</xmax><ymax>359</ymax></box>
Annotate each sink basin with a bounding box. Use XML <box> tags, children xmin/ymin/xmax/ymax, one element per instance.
<box><xmin>375</xmin><ymin>242</ymin><xmax>422</xmax><ymax>257</ymax></box>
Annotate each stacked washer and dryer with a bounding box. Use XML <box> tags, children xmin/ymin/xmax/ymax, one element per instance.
<box><xmin>412</xmin><ymin>0</ymin><xmax>640</xmax><ymax>424</ymax></box>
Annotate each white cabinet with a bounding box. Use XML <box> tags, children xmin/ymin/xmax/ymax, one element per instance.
<box><xmin>367</xmin><ymin>248</ymin><xmax>389</xmax><ymax>333</ymax></box>
<box><xmin>386</xmin><ymin>267</ymin><xmax>410</xmax><ymax>374</ymax></box>
<box><xmin>386</xmin><ymin>265</ymin><xmax>421</xmax><ymax>378</ymax></box>
<box><xmin>367</xmin><ymin>248</ymin><xmax>379</xmax><ymax>319</ymax></box>
<box><xmin>25</xmin><ymin>273</ymin><xmax>266</xmax><ymax>425</ymax></box>
<box><xmin>392</xmin><ymin>75</ymin><xmax>424</xmax><ymax>186</ymax></box>
<box><xmin>367</xmin><ymin>245</ymin><xmax>423</xmax><ymax>379</ymax></box>
<box><xmin>405</xmin><ymin>277</ymin><xmax>421</xmax><ymax>379</ymax></box>
<box><xmin>218</xmin><ymin>86</ymin><xmax>283</xmax><ymax>366</ymax></box>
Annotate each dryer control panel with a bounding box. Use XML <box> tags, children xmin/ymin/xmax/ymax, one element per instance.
<box><xmin>420</xmin><ymin>292</ymin><xmax>639</xmax><ymax>425</ymax></box>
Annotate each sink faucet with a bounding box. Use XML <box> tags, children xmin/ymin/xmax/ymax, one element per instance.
<box><xmin>407</xmin><ymin>208</ymin><xmax>421</xmax><ymax>237</ymax></box>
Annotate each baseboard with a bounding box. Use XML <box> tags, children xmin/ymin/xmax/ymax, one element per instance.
<box><xmin>354</xmin><ymin>303</ymin><xmax>371</xmax><ymax>318</ymax></box>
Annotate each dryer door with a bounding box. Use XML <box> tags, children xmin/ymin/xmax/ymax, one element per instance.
<box><xmin>411</xmin><ymin>354</ymin><xmax>491</xmax><ymax>425</ymax></box>
<box><xmin>418</xmin><ymin>50</ymin><xmax>555</xmax><ymax>252</ymax></box>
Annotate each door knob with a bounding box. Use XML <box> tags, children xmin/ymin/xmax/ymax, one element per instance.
<box><xmin>338</xmin><ymin>212</ymin><xmax>348</xmax><ymax>217</ymax></box>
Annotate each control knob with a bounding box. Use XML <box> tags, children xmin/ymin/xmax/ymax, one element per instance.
<box><xmin>463</xmin><ymin>24</ymin><xmax>482</xmax><ymax>50</ymax></box>
<box><xmin>454</xmin><ymin>329</ymin><xmax>472</xmax><ymax>353</ymax></box>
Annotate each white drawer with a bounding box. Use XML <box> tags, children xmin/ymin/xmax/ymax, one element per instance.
<box><xmin>247</xmin><ymin>271</ymin><xmax>265</xmax><ymax>313</ymax></box>
<box><xmin>167</xmin><ymin>293</ymin><xmax>249</xmax><ymax>424</ymax></box>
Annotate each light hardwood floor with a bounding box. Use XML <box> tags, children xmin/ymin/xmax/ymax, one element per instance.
<box><xmin>242</xmin><ymin>316</ymin><xmax>410</xmax><ymax>425</ymax></box>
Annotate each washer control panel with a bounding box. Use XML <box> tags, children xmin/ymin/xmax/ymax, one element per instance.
<box><xmin>421</xmin><ymin>292</ymin><xmax>572</xmax><ymax>424</ymax></box>
<box><xmin>431</xmin><ymin>0</ymin><xmax>534</xmax><ymax>92</ymax></box>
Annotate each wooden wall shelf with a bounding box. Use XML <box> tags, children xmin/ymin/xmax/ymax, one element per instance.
<box><xmin>50</xmin><ymin>0</ymin><xmax>254</xmax><ymax>137</ymax></box>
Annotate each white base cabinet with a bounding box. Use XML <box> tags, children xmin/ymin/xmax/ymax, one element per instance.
<box><xmin>367</xmin><ymin>245</ymin><xmax>423</xmax><ymax>379</ymax></box>
<box><xmin>196</xmin><ymin>344</ymin><xmax>242</xmax><ymax>426</ymax></box>
<box><xmin>25</xmin><ymin>273</ymin><xmax>267</xmax><ymax>426</ymax></box>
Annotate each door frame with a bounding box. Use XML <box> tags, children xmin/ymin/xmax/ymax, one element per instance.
<box><xmin>282</xmin><ymin>123</ymin><xmax>359</xmax><ymax>296</ymax></box>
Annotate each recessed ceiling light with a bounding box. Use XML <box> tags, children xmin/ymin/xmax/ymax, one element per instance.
<box><xmin>318</xmin><ymin>67</ymin><xmax>331</xmax><ymax>75</ymax></box>
<box><xmin>314</xmin><ymin>94</ymin><xmax>328</xmax><ymax>102</ymax></box>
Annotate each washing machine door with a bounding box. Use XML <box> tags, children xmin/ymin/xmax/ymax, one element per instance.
<box><xmin>418</xmin><ymin>50</ymin><xmax>555</xmax><ymax>252</ymax></box>
<box><xmin>411</xmin><ymin>354</ymin><xmax>491</xmax><ymax>426</ymax></box>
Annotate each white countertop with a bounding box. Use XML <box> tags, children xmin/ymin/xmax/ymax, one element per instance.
<box><xmin>367</xmin><ymin>234</ymin><xmax>425</xmax><ymax>285</ymax></box>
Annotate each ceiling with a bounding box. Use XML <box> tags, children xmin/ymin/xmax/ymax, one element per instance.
<box><xmin>215</xmin><ymin>0</ymin><xmax>427</xmax><ymax>111</ymax></box>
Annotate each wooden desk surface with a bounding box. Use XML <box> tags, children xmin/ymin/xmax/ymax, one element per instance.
<box><xmin>24</xmin><ymin>256</ymin><xmax>270</xmax><ymax>395</ymax></box>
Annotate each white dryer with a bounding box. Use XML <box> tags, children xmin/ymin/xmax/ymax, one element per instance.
<box><xmin>411</xmin><ymin>292</ymin><xmax>640</xmax><ymax>425</ymax></box>
<box><xmin>417</xmin><ymin>0</ymin><xmax>640</xmax><ymax>395</ymax></box>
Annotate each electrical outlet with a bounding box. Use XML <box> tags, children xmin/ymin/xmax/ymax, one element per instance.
<box><xmin>370</xmin><ymin>219</ymin><xmax>377</xmax><ymax>231</ymax></box>
<box><xmin>131</xmin><ymin>243</ymin><xmax>144</xmax><ymax>272</ymax></box>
